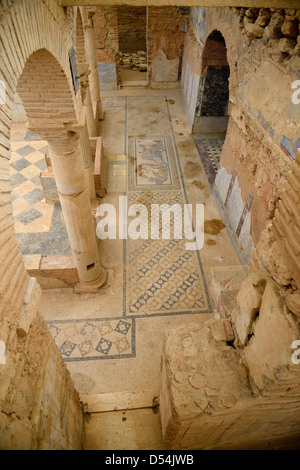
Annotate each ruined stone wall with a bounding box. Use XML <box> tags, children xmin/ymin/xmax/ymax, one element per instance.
<box><xmin>159</xmin><ymin>9</ymin><xmax>300</xmax><ymax>448</ymax></box>
<box><xmin>182</xmin><ymin>7</ymin><xmax>300</xmax><ymax>261</ymax></box>
<box><xmin>94</xmin><ymin>6</ymin><xmax>119</xmax><ymax>65</ymax></box>
<box><xmin>93</xmin><ymin>6</ymin><xmax>119</xmax><ymax>89</ymax></box>
<box><xmin>160</xmin><ymin>154</ymin><xmax>300</xmax><ymax>448</ymax></box>
<box><xmin>0</xmin><ymin>0</ymin><xmax>84</xmax><ymax>449</ymax></box>
<box><xmin>147</xmin><ymin>7</ymin><xmax>187</xmax><ymax>87</ymax></box>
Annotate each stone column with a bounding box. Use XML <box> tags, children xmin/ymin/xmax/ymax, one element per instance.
<box><xmin>85</xmin><ymin>8</ymin><xmax>103</xmax><ymax>120</ymax></box>
<box><xmin>78</xmin><ymin>63</ymin><xmax>98</xmax><ymax>137</ymax></box>
<box><xmin>40</xmin><ymin>128</ymin><xmax>106</xmax><ymax>291</ymax></box>
<box><xmin>85</xmin><ymin>86</ymin><xmax>98</xmax><ymax>137</ymax></box>
<box><xmin>79</xmin><ymin>121</ymin><xmax>98</xmax><ymax>209</ymax></box>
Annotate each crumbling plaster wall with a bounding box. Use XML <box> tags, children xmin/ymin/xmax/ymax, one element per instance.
<box><xmin>94</xmin><ymin>6</ymin><xmax>119</xmax><ymax>65</ymax></box>
<box><xmin>0</xmin><ymin>0</ymin><xmax>84</xmax><ymax>449</ymax></box>
<box><xmin>93</xmin><ymin>6</ymin><xmax>187</xmax><ymax>88</ymax></box>
<box><xmin>182</xmin><ymin>7</ymin><xmax>300</xmax><ymax>260</ymax></box>
<box><xmin>93</xmin><ymin>6</ymin><xmax>120</xmax><ymax>89</ymax></box>
<box><xmin>159</xmin><ymin>155</ymin><xmax>300</xmax><ymax>450</ymax></box>
<box><xmin>148</xmin><ymin>7</ymin><xmax>187</xmax><ymax>87</ymax></box>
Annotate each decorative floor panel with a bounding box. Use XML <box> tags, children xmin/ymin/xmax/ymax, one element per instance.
<box><xmin>193</xmin><ymin>135</ymin><xmax>225</xmax><ymax>185</ymax></box>
<box><xmin>127</xmin><ymin>96</ymin><xmax>171</xmax><ymax>137</ymax></box>
<box><xmin>10</xmin><ymin>140</ymin><xmax>71</xmax><ymax>255</ymax></box>
<box><xmin>128</xmin><ymin>136</ymin><xmax>180</xmax><ymax>191</ymax></box>
<box><xmin>48</xmin><ymin>317</ymin><xmax>135</xmax><ymax>362</ymax></box>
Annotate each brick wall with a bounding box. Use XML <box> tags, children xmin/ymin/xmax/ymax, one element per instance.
<box><xmin>0</xmin><ymin>0</ymin><xmax>83</xmax><ymax>449</ymax></box>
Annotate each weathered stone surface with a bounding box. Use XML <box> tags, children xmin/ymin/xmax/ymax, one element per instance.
<box><xmin>279</xmin><ymin>38</ymin><xmax>297</xmax><ymax>55</ymax></box>
<box><xmin>281</xmin><ymin>17</ymin><xmax>299</xmax><ymax>38</ymax></box>
<box><xmin>17</xmin><ymin>278</ymin><xmax>42</xmax><ymax>337</ymax></box>
<box><xmin>160</xmin><ymin>320</ymin><xmax>252</xmax><ymax>427</ymax></box>
<box><xmin>268</xmin><ymin>11</ymin><xmax>285</xmax><ymax>36</ymax></box>
<box><xmin>256</xmin><ymin>224</ymin><xmax>294</xmax><ymax>287</ymax></box>
<box><xmin>209</xmin><ymin>265</ymin><xmax>250</xmax><ymax>312</ymax></box>
<box><xmin>245</xmin><ymin>282</ymin><xmax>300</xmax><ymax>391</ymax></box>
<box><xmin>234</xmin><ymin>273</ymin><xmax>266</xmax><ymax>346</ymax></box>
<box><xmin>286</xmin><ymin>292</ymin><xmax>300</xmax><ymax>318</ymax></box>
<box><xmin>0</xmin><ymin>0</ymin><xmax>86</xmax><ymax>450</ymax></box>
<box><xmin>245</xmin><ymin>22</ymin><xmax>265</xmax><ymax>37</ymax></box>
<box><xmin>255</xmin><ymin>8</ymin><xmax>271</xmax><ymax>27</ymax></box>
<box><xmin>160</xmin><ymin>317</ymin><xmax>300</xmax><ymax>450</ymax></box>
<box><xmin>294</xmin><ymin>37</ymin><xmax>300</xmax><ymax>55</ymax></box>
<box><xmin>210</xmin><ymin>318</ymin><xmax>228</xmax><ymax>342</ymax></box>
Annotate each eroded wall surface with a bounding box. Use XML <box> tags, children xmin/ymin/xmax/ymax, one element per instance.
<box><xmin>181</xmin><ymin>7</ymin><xmax>300</xmax><ymax>261</ymax></box>
<box><xmin>147</xmin><ymin>7</ymin><xmax>187</xmax><ymax>87</ymax></box>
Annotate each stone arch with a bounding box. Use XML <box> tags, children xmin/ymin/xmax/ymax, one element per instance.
<box><xmin>17</xmin><ymin>49</ymin><xmax>78</xmax><ymax>130</ymax></box>
<box><xmin>0</xmin><ymin>0</ymin><xmax>101</xmax><ymax>324</ymax></box>
<box><xmin>0</xmin><ymin>0</ymin><xmax>81</xmax><ymax>322</ymax></box>
<box><xmin>0</xmin><ymin>1</ymin><xmax>86</xmax><ymax>448</ymax></box>
<box><xmin>193</xmin><ymin>29</ymin><xmax>230</xmax><ymax>134</ymax></box>
<box><xmin>202</xmin><ymin>29</ymin><xmax>229</xmax><ymax>70</ymax></box>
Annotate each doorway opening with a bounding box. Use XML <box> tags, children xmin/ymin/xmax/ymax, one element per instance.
<box><xmin>118</xmin><ymin>6</ymin><xmax>148</xmax><ymax>87</ymax></box>
<box><xmin>193</xmin><ymin>30</ymin><xmax>230</xmax><ymax>185</ymax></box>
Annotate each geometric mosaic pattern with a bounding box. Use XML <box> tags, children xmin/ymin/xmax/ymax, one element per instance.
<box><xmin>127</xmin><ymin>238</ymin><xmax>208</xmax><ymax>316</ymax></box>
<box><xmin>47</xmin><ymin>317</ymin><xmax>135</xmax><ymax>362</ymax></box>
<box><xmin>126</xmin><ymin>191</ymin><xmax>209</xmax><ymax>317</ymax></box>
<box><xmin>102</xmin><ymin>97</ymin><xmax>126</xmax><ymax>108</ymax></box>
<box><xmin>193</xmin><ymin>135</ymin><xmax>225</xmax><ymax>185</ymax></box>
<box><xmin>10</xmin><ymin>141</ymin><xmax>49</xmax><ymax>233</ymax></box>
<box><xmin>127</xmin><ymin>96</ymin><xmax>171</xmax><ymax>137</ymax></box>
<box><xmin>10</xmin><ymin>140</ymin><xmax>71</xmax><ymax>255</ymax></box>
<box><xmin>201</xmin><ymin>137</ymin><xmax>225</xmax><ymax>172</ymax></box>
<box><xmin>125</xmin><ymin>96</ymin><xmax>211</xmax><ymax>318</ymax></box>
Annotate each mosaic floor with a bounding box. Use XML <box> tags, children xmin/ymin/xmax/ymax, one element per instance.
<box><xmin>44</xmin><ymin>94</ymin><xmax>212</xmax><ymax>364</ymax></box>
<box><xmin>10</xmin><ymin>138</ymin><xmax>71</xmax><ymax>256</ymax></box>
<box><xmin>47</xmin><ymin>317</ymin><xmax>135</xmax><ymax>362</ymax></box>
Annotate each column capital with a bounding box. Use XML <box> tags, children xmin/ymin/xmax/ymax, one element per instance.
<box><xmin>28</xmin><ymin>107</ymin><xmax>87</xmax><ymax>143</ymax></box>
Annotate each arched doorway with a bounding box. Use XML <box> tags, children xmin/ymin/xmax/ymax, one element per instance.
<box><xmin>193</xmin><ymin>30</ymin><xmax>230</xmax><ymax>185</ymax></box>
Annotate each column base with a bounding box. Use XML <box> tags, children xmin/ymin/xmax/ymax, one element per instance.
<box><xmin>74</xmin><ymin>268</ymin><xmax>107</xmax><ymax>293</ymax></box>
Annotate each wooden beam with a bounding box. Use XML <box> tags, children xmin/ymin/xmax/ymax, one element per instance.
<box><xmin>59</xmin><ymin>0</ymin><xmax>300</xmax><ymax>9</ymax></box>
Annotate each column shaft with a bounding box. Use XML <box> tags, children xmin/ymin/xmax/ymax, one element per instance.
<box><xmin>85</xmin><ymin>87</ymin><xmax>98</xmax><ymax>137</ymax></box>
<box><xmin>47</xmin><ymin>133</ymin><xmax>106</xmax><ymax>289</ymax></box>
<box><xmin>85</xmin><ymin>19</ymin><xmax>103</xmax><ymax>118</ymax></box>
<box><xmin>79</xmin><ymin>121</ymin><xmax>97</xmax><ymax>207</ymax></box>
